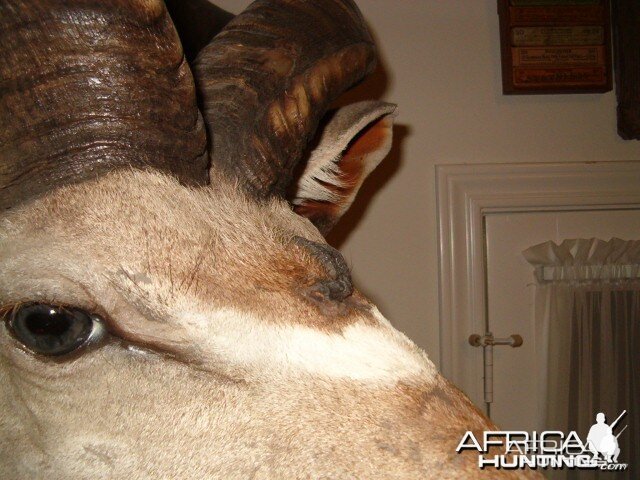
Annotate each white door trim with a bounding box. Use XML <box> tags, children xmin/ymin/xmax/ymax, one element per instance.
<box><xmin>436</xmin><ymin>161</ymin><xmax>640</xmax><ymax>408</ymax></box>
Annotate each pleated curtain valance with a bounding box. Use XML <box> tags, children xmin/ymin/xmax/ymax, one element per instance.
<box><xmin>523</xmin><ymin>238</ymin><xmax>640</xmax><ymax>284</ymax></box>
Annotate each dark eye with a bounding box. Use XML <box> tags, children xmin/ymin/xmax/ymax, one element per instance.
<box><xmin>7</xmin><ymin>303</ymin><xmax>104</xmax><ymax>356</ymax></box>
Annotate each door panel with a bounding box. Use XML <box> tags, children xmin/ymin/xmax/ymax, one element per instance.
<box><xmin>484</xmin><ymin>209</ymin><xmax>640</xmax><ymax>432</ymax></box>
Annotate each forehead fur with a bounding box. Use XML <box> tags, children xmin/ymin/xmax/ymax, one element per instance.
<box><xmin>2</xmin><ymin>169</ymin><xmax>317</xmax><ymax>285</ymax></box>
<box><xmin>1</xmin><ymin>168</ymin><xmax>321</xmax><ymax>262</ymax></box>
<box><xmin>0</xmin><ymin>169</ymin><xmax>343</xmax><ymax>323</ymax></box>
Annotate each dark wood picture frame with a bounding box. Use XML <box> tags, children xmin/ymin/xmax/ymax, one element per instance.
<box><xmin>498</xmin><ymin>0</ymin><xmax>613</xmax><ymax>95</ymax></box>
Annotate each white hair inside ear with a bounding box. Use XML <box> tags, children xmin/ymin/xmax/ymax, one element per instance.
<box><xmin>290</xmin><ymin>100</ymin><xmax>397</xmax><ymax>235</ymax></box>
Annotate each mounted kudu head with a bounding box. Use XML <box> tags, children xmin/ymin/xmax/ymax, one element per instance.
<box><xmin>0</xmin><ymin>1</ymin><xmax>541</xmax><ymax>478</ymax></box>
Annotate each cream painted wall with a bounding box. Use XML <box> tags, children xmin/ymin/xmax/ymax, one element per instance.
<box><xmin>206</xmin><ymin>1</ymin><xmax>640</xmax><ymax>367</ymax></box>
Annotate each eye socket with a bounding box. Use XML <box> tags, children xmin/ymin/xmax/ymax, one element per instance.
<box><xmin>7</xmin><ymin>303</ymin><xmax>104</xmax><ymax>356</ymax></box>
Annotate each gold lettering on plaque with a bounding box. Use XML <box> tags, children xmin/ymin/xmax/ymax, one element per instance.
<box><xmin>512</xmin><ymin>46</ymin><xmax>604</xmax><ymax>66</ymax></box>
<box><xmin>511</xmin><ymin>26</ymin><xmax>604</xmax><ymax>46</ymax></box>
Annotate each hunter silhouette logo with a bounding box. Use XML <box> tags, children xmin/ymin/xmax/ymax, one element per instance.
<box><xmin>456</xmin><ymin>410</ymin><xmax>629</xmax><ymax>472</ymax></box>
<box><xmin>586</xmin><ymin>411</ymin><xmax>627</xmax><ymax>464</ymax></box>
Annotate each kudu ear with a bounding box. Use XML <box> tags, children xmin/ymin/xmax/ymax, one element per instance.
<box><xmin>290</xmin><ymin>101</ymin><xmax>396</xmax><ymax>236</ymax></box>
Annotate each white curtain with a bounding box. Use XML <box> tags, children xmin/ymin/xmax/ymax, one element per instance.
<box><xmin>523</xmin><ymin>238</ymin><xmax>640</xmax><ymax>480</ymax></box>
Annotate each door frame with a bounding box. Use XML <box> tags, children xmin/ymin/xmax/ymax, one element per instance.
<box><xmin>436</xmin><ymin>161</ymin><xmax>640</xmax><ymax>409</ymax></box>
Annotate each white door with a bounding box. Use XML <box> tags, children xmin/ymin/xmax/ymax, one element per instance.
<box><xmin>484</xmin><ymin>208</ymin><xmax>640</xmax><ymax>432</ymax></box>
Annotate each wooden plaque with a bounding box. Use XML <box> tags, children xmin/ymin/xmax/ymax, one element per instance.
<box><xmin>498</xmin><ymin>0</ymin><xmax>612</xmax><ymax>94</ymax></box>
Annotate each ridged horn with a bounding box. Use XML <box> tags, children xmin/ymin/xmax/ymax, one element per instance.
<box><xmin>0</xmin><ymin>0</ymin><xmax>209</xmax><ymax>210</ymax></box>
<box><xmin>193</xmin><ymin>0</ymin><xmax>377</xmax><ymax>199</ymax></box>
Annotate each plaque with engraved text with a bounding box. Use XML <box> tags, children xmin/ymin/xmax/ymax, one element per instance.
<box><xmin>498</xmin><ymin>0</ymin><xmax>612</xmax><ymax>94</ymax></box>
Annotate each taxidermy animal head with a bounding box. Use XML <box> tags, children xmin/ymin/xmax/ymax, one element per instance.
<box><xmin>0</xmin><ymin>0</ymin><xmax>541</xmax><ymax>478</ymax></box>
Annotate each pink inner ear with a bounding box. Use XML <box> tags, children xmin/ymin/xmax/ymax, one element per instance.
<box><xmin>293</xmin><ymin>115</ymin><xmax>393</xmax><ymax>235</ymax></box>
<box><xmin>339</xmin><ymin>116</ymin><xmax>392</xmax><ymax>183</ymax></box>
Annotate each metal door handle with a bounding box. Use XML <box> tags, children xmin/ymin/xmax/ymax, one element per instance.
<box><xmin>468</xmin><ymin>332</ymin><xmax>523</xmax><ymax>404</ymax></box>
<box><xmin>469</xmin><ymin>333</ymin><xmax>523</xmax><ymax>348</ymax></box>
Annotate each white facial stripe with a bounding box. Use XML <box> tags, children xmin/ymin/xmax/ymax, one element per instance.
<box><xmin>183</xmin><ymin>308</ymin><xmax>436</xmax><ymax>385</ymax></box>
